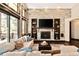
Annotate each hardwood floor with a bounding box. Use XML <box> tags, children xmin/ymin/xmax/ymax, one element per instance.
<box><xmin>70</xmin><ymin>38</ymin><xmax>79</xmax><ymax>48</ymax></box>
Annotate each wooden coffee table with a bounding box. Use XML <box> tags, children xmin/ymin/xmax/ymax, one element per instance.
<box><xmin>39</xmin><ymin>43</ymin><xmax>51</xmax><ymax>51</ymax></box>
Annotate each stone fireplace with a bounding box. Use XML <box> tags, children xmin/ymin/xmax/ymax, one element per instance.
<box><xmin>37</xmin><ymin>29</ymin><xmax>54</xmax><ymax>40</ymax></box>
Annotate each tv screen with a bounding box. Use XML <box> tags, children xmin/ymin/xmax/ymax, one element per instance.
<box><xmin>39</xmin><ymin>19</ymin><xmax>53</xmax><ymax>28</ymax></box>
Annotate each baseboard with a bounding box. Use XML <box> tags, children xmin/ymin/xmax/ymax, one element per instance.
<box><xmin>34</xmin><ymin>40</ymin><xmax>69</xmax><ymax>45</ymax></box>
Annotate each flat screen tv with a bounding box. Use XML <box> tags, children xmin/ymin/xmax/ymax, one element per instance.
<box><xmin>39</xmin><ymin>19</ymin><xmax>53</xmax><ymax>28</ymax></box>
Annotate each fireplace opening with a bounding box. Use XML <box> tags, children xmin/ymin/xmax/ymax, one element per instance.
<box><xmin>41</xmin><ymin>31</ymin><xmax>50</xmax><ymax>39</ymax></box>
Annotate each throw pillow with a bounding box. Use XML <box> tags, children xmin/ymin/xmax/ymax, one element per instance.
<box><xmin>15</xmin><ymin>41</ymin><xmax>23</xmax><ymax>49</ymax></box>
<box><xmin>27</xmin><ymin>36</ymin><xmax>32</xmax><ymax>41</ymax></box>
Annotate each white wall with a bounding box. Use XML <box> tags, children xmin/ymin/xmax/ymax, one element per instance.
<box><xmin>69</xmin><ymin>4</ymin><xmax>79</xmax><ymax>39</ymax></box>
<box><xmin>64</xmin><ymin>18</ymin><xmax>70</xmax><ymax>41</ymax></box>
<box><xmin>71</xmin><ymin>4</ymin><xmax>79</xmax><ymax>18</ymax></box>
<box><xmin>71</xmin><ymin>20</ymin><xmax>79</xmax><ymax>39</ymax></box>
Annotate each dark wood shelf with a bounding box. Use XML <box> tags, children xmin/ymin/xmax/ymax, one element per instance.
<box><xmin>54</xmin><ymin>19</ymin><xmax>60</xmax><ymax>40</ymax></box>
<box><xmin>31</xmin><ymin>19</ymin><xmax>37</xmax><ymax>39</ymax></box>
<box><xmin>34</xmin><ymin>40</ymin><xmax>69</xmax><ymax>44</ymax></box>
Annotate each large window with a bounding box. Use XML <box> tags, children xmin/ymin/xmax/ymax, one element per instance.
<box><xmin>0</xmin><ymin>3</ymin><xmax>27</xmax><ymax>43</ymax></box>
<box><xmin>10</xmin><ymin>16</ymin><xmax>18</xmax><ymax>40</ymax></box>
<box><xmin>0</xmin><ymin>12</ymin><xmax>8</xmax><ymax>43</ymax></box>
<box><xmin>0</xmin><ymin>13</ymin><xmax>18</xmax><ymax>43</ymax></box>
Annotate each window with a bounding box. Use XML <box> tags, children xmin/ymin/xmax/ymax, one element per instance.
<box><xmin>0</xmin><ymin>12</ymin><xmax>8</xmax><ymax>43</ymax></box>
<box><xmin>23</xmin><ymin>9</ymin><xmax>25</xmax><ymax>17</ymax></box>
<box><xmin>10</xmin><ymin>16</ymin><xmax>18</xmax><ymax>40</ymax></box>
<box><xmin>22</xmin><ymin>20</ymin><xmax>25</xmax><ymax>35</ymax></box>
<box><xmin>8</xmin><ymin>3</ymin><xmax>17</xmax><ymax>11</ymax></box>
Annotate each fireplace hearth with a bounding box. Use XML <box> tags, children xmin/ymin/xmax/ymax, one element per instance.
<box><xmin>41</xmin><ymin>31</ymin><xmax>50</xmax><ymax>39</ymax></box>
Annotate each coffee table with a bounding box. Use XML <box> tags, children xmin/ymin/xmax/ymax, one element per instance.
<box><xmin>39</xmin><ymin>43</ymin><xmax>51</xmax><ymax>51</ymax></box>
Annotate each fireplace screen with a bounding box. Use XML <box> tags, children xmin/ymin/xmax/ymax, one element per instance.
<box><xmin>41</xmin><ymin>31</ymin><xmax>50</xmax><ymax>39</ymax></box>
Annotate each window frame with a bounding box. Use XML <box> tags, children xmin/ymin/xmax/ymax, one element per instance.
<box><xmin>0</xmin><ymin>11</ymin><xmax>19</xmax><ymax>43</ymax></box>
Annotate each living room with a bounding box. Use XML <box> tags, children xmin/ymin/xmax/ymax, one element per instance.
<box><xmin>0</xmin><ymin>3</ymin><xmax>79</xmax><ymax>56</ymax></box>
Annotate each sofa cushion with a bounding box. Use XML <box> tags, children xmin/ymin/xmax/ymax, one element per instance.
<box><xmin>32</xmin><ymin>44</ymin><xmax>38</xmax><ymax>51</ymax></box>
<box><xmin>15</xmin><ymin>41</ymin><xmax>23</xmax><ymax>49</ymax></box>
<box><xmin>21</xmin><ymin>36</ymin><xmax>28</xmax><ymax>42</ymax></box>
<box><xmin>2</xmin><ymin>51</ymin><xmax>26</xmax><ymax>56</ymax></box>
<box><xmin>15</xmin><ymin>38</ymin><xmax>24</xmax><ymax>49</ymax></box>
<box><xmin>0</xmin><ymin>42</ymin><xmax>15</xmax><ymax>52</ymax></box>
<box><xmin>26</xmin><ymin>51</ymin><xmax>41</xmax><ymax>56</ymax></box>
<box><xmin>32</xmin><ymin>51</ymin><xmax>41</xmax><ymax>54</ymax></box>
<box><xmin>5</xmin><ymin>42</ymin><xmax>15</xmax><ymax>51</ymax></box>
<box><xmin>19</xmin><ymin>47</ymin><xmax>32</xmax><ymax>52</ymax></box>
<box><xmin>23</xmin><ymin>36</ymin><xmax>29</xmax><ymax>42</ymax></box>
<box><xmin>23</xmin><ymin>40</ymin><xmax>34</xmax><ymax>48</ymax></box>
<box><xmin>17</xmin><ymin>37</ymin><xmax>25</xmax><ymax>43</ymax></box>
<box><xmin>27</xmin><ymin>36</ymin><xmax>32</xmax><ymax>41</ymax></box>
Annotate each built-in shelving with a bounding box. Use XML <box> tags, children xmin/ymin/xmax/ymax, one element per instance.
<box><xmin>31</xmin><ymin>19</ymin><xmax>37</xmax><ymax>39</ymax></box>
<box><xmin>31</xmin><ymin>18</ymin><xmax>60</xmax><ymax>40</ymax></box>
<box><xmin>54</xmin><ymin>19</ymin><xmax>60</xmax><ymax>40</ymax></box>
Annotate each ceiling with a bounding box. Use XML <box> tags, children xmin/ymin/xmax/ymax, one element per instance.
<box><xmin>27</xmin><ymin>3</ymin><xmax>77</xmax><ymax>9</ymax></box>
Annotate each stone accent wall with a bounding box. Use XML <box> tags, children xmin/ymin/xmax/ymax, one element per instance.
<box><xmin>28</xmin><ymin>8</ymin><xmax>71</xmax><ymax>18</ymax></box>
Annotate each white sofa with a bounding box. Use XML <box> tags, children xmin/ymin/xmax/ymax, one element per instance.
<box><xmin>0</xmin><ymin>36</ymin><xmax>34</xmax><ymax>56</ymax></box>
<box><xmin>1</xmin><ymin>40</ymin><xmax>52</xmax><ymax>56</ymax></box>
<box><xmin>0</xmin><ymin>41</ymin><xmax>16</xmax><ymax>54</ymax></box>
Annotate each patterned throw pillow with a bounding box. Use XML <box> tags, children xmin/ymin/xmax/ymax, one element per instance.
<box><xmin>15</xmin><ymin>41</ymin><xmax>24</xmax><ymax>49</ymax></box>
